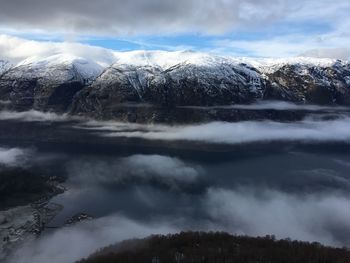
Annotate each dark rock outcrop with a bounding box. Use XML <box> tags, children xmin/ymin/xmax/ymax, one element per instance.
<box><xmin>265</xmin><ymin>61</ymin><xmax>350</xmax><ymax>105</ymax></box>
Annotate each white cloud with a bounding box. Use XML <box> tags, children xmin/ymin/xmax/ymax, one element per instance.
<box><xmin>0</xmin><ymin>110</ymin><xmax>79</xmax><ymax>122</ymax></box>
<box><xmin>0</xmin><ymin>147</ymin><xmax>30</xmax><ymax>167</ymax></box>
<box><xmin>0</xmin><ymin>0</ymin><xmax>346</xmax><ymax>39</ymax></box>
<box><xmin>0</xmin><ymin>34</ymin><xmax>117</xmax><ymax>65</ymax></box>
<box><xmin>8</xmin><ymin>214</ymin><xmax>177</xmax><ymax>263</ymax></box>
<box><xmin>0</xmin><ymin>32</ymin><xmax>349</xmax><ymax>68</ymax></box>
<box><xmin>8</xmin><ymin>187</ymin><xmax>350</xmax><ymax>263</ymax></box>
<box><xmin>301</xmin><ymin>47</ymin><xmax>350</xmax><ymax>61</ymax></box>
<box><xmin>68</xmin><ymin>155</ymin><xmax>201</xmax><ymax>189</ymax></box>
<box><xmin>0</xmin><ymin>1</ymin><xmax>348</xmax><ymax>59</ymax></box>
<box><xmin>121</xmin><ymin>155</ymin><xmax>200</xmax><ymax>184</ymax></box>
<box><xmin>211</xmin><ymin>0</ymin><xmax>350</xmax><ymax>59</ymax></box>
<box><xmin>80</xmin><ymin>116</ymin><xmax>350</xmax><ymax>145</ymax></box>
<box><xmin>198</xmin><ymin>101</ymin><xmax>350</xmax><ymax>111</ymax></box>
<box><xmin>205</xmin><ymin>187</ymin><xmax>350</xmax><ymax>246</ymax></box>
<box><xmin>214</xmin><ymin>32</ymin><xmax>350</xmax><ymax>59</ymax></box>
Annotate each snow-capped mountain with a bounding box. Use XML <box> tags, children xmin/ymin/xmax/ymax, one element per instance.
<box><xmin>0</xmin><ymin>51</ymin><xmax>349</xmax><ymax>122</ymax></box>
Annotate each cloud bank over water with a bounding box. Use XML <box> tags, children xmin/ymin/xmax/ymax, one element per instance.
<box><xmin>80</xmin><ymin>117</ymin><xmax>350</xmax><ymax>145</ymax></box>
<box><xmin>192</xmin><ymin>101</ymin><xmax>350</xmax><ymax>111</ymax></box>
<box><xmin>205</xmin><ymin>188</ymin><xmax>350</xmax><ymax>246</ymax></box>
<box><xmin>8</xmin><ymin>186</ymin><xmax>350</xmax><ymax>263</ymax></box>
<box><xmin>0</xmin><ymin>110</ymin><xmax>73</xmax><ymax>122</ymax></box>
<box><xmin>0</xmin><ymin>147</ymin><xmax>32</xmax><ymax>167</ymax></box>
<box><xmin>2</xmin><ymin>110</ymin><xmax>350</xmax><ymax>262</ymax></box>
<box><xmin>68</xmin><ymin>154</ymin><xmax>201</xmax><ymax>189</ymax></box>
<box><xmin>8</xmin><ymin>214</ymin><xmax>178</xmax><ymax>263</ymax></box>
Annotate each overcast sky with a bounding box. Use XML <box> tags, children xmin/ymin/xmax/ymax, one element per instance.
<box><xmin>0</xmin><ymin>0</ymin><xmax>349</xmax><ymax>59</ymax></box>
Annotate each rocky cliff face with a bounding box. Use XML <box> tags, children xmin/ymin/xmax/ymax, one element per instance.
<box><xmin>0</xmin><ymin>52</ymin><xmax>349</xmax><ymax>122</ymax></box>
<box><xmin>264</xmin><ymin>61</ymin><xmax>350</xmax><ymax>105</ymax></box>
<box><xmin>70</xmin><ymin>60</ymin><xmax>266</xmax><ymax>120</ymax></box>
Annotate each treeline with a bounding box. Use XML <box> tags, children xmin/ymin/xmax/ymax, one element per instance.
<box><xmin>78</xmin><ymin>231</ymin><xmax>350</xmax><ymax>263</ymax></box>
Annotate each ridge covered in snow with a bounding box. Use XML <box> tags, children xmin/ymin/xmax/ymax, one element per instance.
<box><xmin>111</xmin><ymin>50</ymin><xmax>343</xmax><ymax>72</ymax></box>
<box><xmin>1</xmin><ymin>51</ymin><xmax>348</xmax><ymax>97</ymax></box>
<box><xmin>14</xmin><ymin>54</ymin><xmax>104</xmax><ymax>81</ymax></box>
<box><xmin>111</xmin><ymin>50</ymin><xmax>229</xmax><ymax>69</ymax></box>
<box><xmin>238</xmin><ymin>57</ymin><xmax>342</xmax><ymax>74</ymax></box>
<box><xmin>7</xmin><ymin>50</ymin><xmax>346</xmax><ymax>78</ymax></box>
<box><xmin>0</xmin><ymin>49</ymin><xmax>349</xmax><ymax>121</ymax></box>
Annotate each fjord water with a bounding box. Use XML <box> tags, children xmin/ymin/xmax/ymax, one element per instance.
<box><xmin>1</xmin><ymin>111</ymin><xmax>350</xmax><ymax>262</ymax></box>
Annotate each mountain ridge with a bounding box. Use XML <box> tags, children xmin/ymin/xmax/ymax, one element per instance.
<box><xmin>0</xmin><ymin>51</ymin><xmax>349</xmax><ymax>122</ymax></box>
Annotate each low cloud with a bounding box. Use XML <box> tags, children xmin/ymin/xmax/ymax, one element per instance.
<box><xmin>205</xmin><ymin>187</ymin><xmax>350</xmax><ymax>246</ymax></box>
<box><xmin>2</xmin><ymin>106</ymin><xmax>350</xmax><ymax>262</ymax></box>
<box><xmin>0</xmin><ymin>100</ymin><xmax>11</xmax><ymax>106</ymax></box>
<box><xmin>8</xmin><ymin>214</ymin><xmax>178</xmax><ymax>263</ymax></box>
<box><xmin>182</xmin><ymin>101</ymin><xmax>350</xmax><ymax>111</ymax></box>
<box><xmin>0</xmin><ymin>147</ymin><xmax>32</xmax><ymax>167</ymax></box>
<box><xmin>0</xmin><ymin>110</ymin><xmax>79</xmax><ymax>122</ymax></box>
<box><xmin>80</xmin><ymin>116</ymin><xmax>350</xmax><ymax>145</ymax></box>
<box><xmin>4</xmin><ymin>134</ymin><xmax>350</xmax><ymax>262</ymax></box>
<box><xmin>8</xmin><ymin>186</ymin><xmax>350</xmax><ymax>263</ymax></box>
<box><xmin>68</xmin><ymin>154</ymin><xmax>201</xmax><ymax>189</ymax></box>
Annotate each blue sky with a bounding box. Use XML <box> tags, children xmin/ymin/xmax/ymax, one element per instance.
<box><xmin>0</xmin><ymin>0</ymin><xmax>349</xmax><ymax>59</ymax></box>
<box><xmin>80</xmin><ymin>18</ymin><xmax>333</xmax><ymax>51</ymax></box>
<box><xmin>4</xmin><ymin>19</ymin><xmax>334</xmax><ymax>53</ymax></box>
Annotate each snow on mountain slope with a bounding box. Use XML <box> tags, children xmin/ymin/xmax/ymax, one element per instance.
<box><xmin>69</xmin><ymin>51</ymin><xmax>350</xmax><ymax>122</ymax></box>
<box><xmin>235</xmin><ymin>57</ymin><xmax>340</xmax><ymax>74</ymax></box>
<box><xmin>14</xmin><ymin>54</ymin><xmax>104</xmax><ymax>82</ymax></box>
<box><xmin>0</xmin><ymin>54</ymin><xmax>106</xmax><ymax>112</ymax></box>
<box><xmin>72</xmin><ymin>55</ymin><xmax>267</xmax><ymax>116</ymax></box>
<box><xmin>107</xmin><ymin>52</ymin><xmax>349</xmax><ymax>102</ymax></box>
<box><xmin>106</xmin><ymin>51</ymin><xmax>266</xmax><ymax>98</ymax></box>
<box><xmin>112</xmin><ymin>50</ymin><xmax>213</xmax><ymax>69</ymax></box>
<box><xmin>1</xmin><ymin>51</ymin><xmax>348</xmax><ymax>92</ymax></box>
<box><xmin>1</xmin><ymin>50</ymin><xmax>350</xmax><ymax>118</ymax></box>
<box><xmin>111</xmin><ymin>51</ymin><xmax>345</xmax><ymax>73</ymax></box>
<box><xmin>3</xmin><ymin>50</ymin><xmax>348</xmax><ymax>80</ymax></box>
<box><xmin>0</xmin><ymin>60</ymin><xmax>12</xmax><ymax>76</ymax></box>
